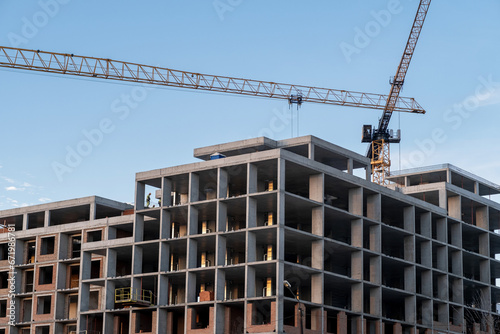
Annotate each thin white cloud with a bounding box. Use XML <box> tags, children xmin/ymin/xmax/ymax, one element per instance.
<box><xmin>38</xmin><ymin>197</ymin><xmax>51</xmax><ymax>203</ymax></box>
<box><xmin>5</xmin><ymin>186</ymin><xmax>25</xmax><ymax>191</ymax></box>
<box><xmin>22</xmin><ymin>182</ymin><xmax>32</xmax><ymax>187</ymax></box>
<box><xmin>2</xmin><ymin>177</ymin><xmax>15</xmax><ymax>183</ymax></box>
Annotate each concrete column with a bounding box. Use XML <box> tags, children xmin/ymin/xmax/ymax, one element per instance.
<box><xmin>133</xmin><ymin>245</ymin><xmax>143</xmax><ymax>275</ymax></box>
<box><xmin>404</xmin><ymin>266</ymin><xmax>415</xmax><ymax>293</ymax></box>
<box><xmin>189</xmin><ymin>173</ymin><xmax>199</xmax><ymax>203</ymax></box>
<box><xmin>136</xmin><ymin>181</ymin><xmax>145</xmax><ymax>210</ymax></box>
<box><xmin>437</xmin><ymin>274</ymin><xmax>447</xmax><ymax>300</ymax></box>
<box><xmin>438</xmin><ymin>189</ymin><xmax>447</xmax><ymax>209</ymax></box>
<box><xmin>367</xmin><ymin>194</ymin><xmax>381</xmax><ymax>221</ymax></box>
<box><xmin>370</xmin><ymin>287</ymin><xmax>381</xmax><ymax>316</ymax></box>
<box><xmin>365</xmin><ymin>164</ymin><xmax>372</xmax><ymax>181</ymax></box>
<box><xmin>158</xmin><ymin>275</ymin><xmax>168</xmax><ymax>306</ymax></box>
<box><xmin>351</xmin><ymin>251</ymin><xmax>363</xmax><ymax>280</ymax></box>
<box><xmin>217</xmin><ymin>201</ymin><xmax>227</xmax><ymax>232</ymax></box>
<box><xmin>405</xmin><ymin>295</ymin><xmax>416</xmax><ymax>323</ymax></box>
<box><xmin>247</xmin><ymin>231</ymin><xmax>256</xmax><ymax>263</ymax></box>
<box><xmin>479</xmin><ymin>233</ymin><xmax>489</xmax><ymax>257</ymax></box>
<box><xmin>186</xmin><ymin>272</ymin><xmax>197</xmax><ymax>303</ymax></box>
<box><xmin>44</xmin><ymin>210</ymin><xmax>50</xmax><ymax>227</ymax></box>
<box><xmin>188</xmin><ymin>206</ymin><xmax>198</xmax><ymax>235</ymax></box>
<box><xmin>79</xmin><ymin>283</ymin><xmax>90</xmax><ymax>312</ymax></box>
<box><xmin>351</xmin><ymin>283</ymin><xmax>363</xmax><ymax>312</ymax></box>
<box><xmin>448</xmin><ymin>196</ymin><xmax>461</xmax><ymax>220</ymax></box>
<box><xmin>247</xmin><ymin>197</ymin><xmax>257</xmax><ymax>228</ymax></box>
<box><xmin>420</xmin><ymin>212</ymin><xmax>431</xmax><ymax>238</ymax></box>
<box><xmin>450</xmin><ymin>222</ymin><xmax>462</xmax><ymax>248</ymax></box>
<box><xmin>404</xmin><ymin>176</ymin><xmax>410</xmax><ymax>187</ymax></box>
<box><xmin>217</xmin><ymin>236</ymin><xmax>226</xmax><ymax>267</ymax></box>
<box><xmin>474</xmin><ymin>181</ymin><xmax>479</xmax><ymax>195</ymax></box>
<box><xmin>162</xmin><ymin>177</ymin><xmax>172</xmax><ymax>207</ymax></box>
<box><xmin>81</xmin><ymin>251</ymin><xmax>92</xmax><ymax>280</ymax></box>
<box><xmin>246</xmin><ymin>266</ymin><xmax>255</xmax><ymax>298</ymax></box>
<box><xmin>403</xmin><ymin>206</ymin><xmax>415</xmax><ymax>233</ymax></box>
<box><xmin>219</xmin><ymin>168</ymin><xmax>229</xmax><ymax>198</ymax></box>
<box><xmin>308</xmin><ymin>143</ymin><xmax>315</xmax><ymax>160</ymax></box>
<box><xmin>22</xmin><ymin>212</ymin><xmax>28</xmax><ymax>230</ymax></box>
<box><xmin>187</xmin><ymin>239</ymin><xmax>197</xmax><ymax>270</ymax></box>
<box><xmin>351</xmin><ymin>219</ymin><xmax>363</xmax><ymax>248</ymax></box>
<box><xmin>480</xmin><ymin>260</ymin><xmax>490</xmax><ymax>284</ymax></box>
<box><xmin>450</xmin><ymin>278</ymin><xmax>463</xmax><ymax>304</ymax></box>
<box><xmin>348</xmin><ymin>187</ymin><xmax>363</xmax><ymax>216</ymax></box>
<box><xmin>107</xmin><ymin>248</ymin><xmax>116</xmax><ymax>278</ymax></box>
<box><xmin>347</xmin><ymin>158</ymin><xmax>353</xmax><ymax>175</ymax></box>
<box><xmin>404</xmin><ymin>235</ymin><xmax>415</xmax><ymax>262</ymax></box>
<box><xmin>451</xmin><ymin>251</ymin><xmax>462</xmax><ymax>276</ymax></box>
<box><xmin>436</xmin><ymin>218</ymin><xmax>447</xmax><ymax>242</ymax></box>
<box><xmin>275</xmin><ymin>158</ymin><xmax>286</xmax><ymax>332</ymax></box>
<box><xmin>216</xmin><ymin>268</ymin><xmax>226</xmax><ymax>301</ymax></box>
<box><xmin>337</xmin><ymin>311</ymin><xmax>347</xmax><ymax>334</ymax></box>
<box><xmin>104</xmin><ymin>311</ymin><xmax>114</xmax><ymax>334</ymax></box>
<box><xmin>369</xmin><ymin>225</ymin><xmax>381</xmax><ymax>253</ymax></box>
<box><xmin>135</xmin><ymin>214</ymin><xmax>144</xmax><ymax>242</ymax></box>
<box><xmin>437</xmin><ymin>246</ymin><xmax>447</xmax><ymax>271</ymax></box>
<box><xmin>311</xmin><ymin>240</ymin><xmax>323</xmax><ymax>270</ymax></box>
<box><xmin>311</xmin><ymin>207</ymin><xmax>323</xmax><ymax>237</ymax></box>
<box><xmin>160</xmin><ymin>210</ymin><xmax>171</xmax><ymax>239</ymax></box>
<box><xmin>310</xmin><ymin>308</ymin><xmax>323</xmax><ymax>331</ymax></box>
<box><xmin>421</xmin><ymin>270</ymin><xmax>432</xmax><ymax>297</ymax></box>
<box><xmin>420</xmin><ymin>240</ymin><xmax>431</xmax><ymax>267</ymax></box>
<box><xmin>370</xmin><ymin>256</ymin><xmax>381</xmax><ymax>284</ymax></box>
<box><xmin>422</xmin><ymin>299</ymin><xmax>432</xmax><ymax>326</ymax></box>
<box><xmin>476</xmin><ymin>206</ymin><xmax>489</xmax><ymax>230</ymax></box>
<box><xmin>247</xmin><ymin>163</ymin><xmax>257</xmax><ymax>194</ymax></box>
<box><xmin>311</xmin><ymin>273</ymin><xmax>323</xmax><ymax>305</ymax></box>
<box><xmin>89</xmin><ymin>202</ymin><xmax>96</xmax><ymax>220</ymax></box>
<box><xmin>446</xmin><ymin>169</ymin><xmax>452</xmax><ymax>183</ymax></box>
<box><xmin>105</xmin><ymin>280</ymin><xmax>115</xmax><ymax>310</ymax></box>
<box><xmin>309</xmin><ymin>173</ymin><xmax>324</xmax><ymax>203</ymax></box>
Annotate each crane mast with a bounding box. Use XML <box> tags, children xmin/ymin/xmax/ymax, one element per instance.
<box><xmin>363</xmin><ymin>0</ymin><xmax>431</xmax><ymax>185</ymax></box>
<box><xmin>0</xmin><ymin>46</ymin><xmax>425</xmax><ymax>114</ymax></box>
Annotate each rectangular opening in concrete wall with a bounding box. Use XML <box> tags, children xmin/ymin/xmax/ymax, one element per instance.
<box><xmin>225</xmin><ymin>164</ymin><xmax>247</xmax><ymax>198</ymax></box>
<box><xmin>134</xmin><ymin>310</ymin><xmax>153</xmax><ymax>333</ymax></box>
<box><xmin>223</xmin><ymin>303</ymin><xmax>244</xmax><ymax>333</ymax></box>
<box><xmin>252</xmin><ymin>160</ymin><xmax>277</xmax><ymax>193</ymax></box>
<box><xmin>168</xmin><ymin>275</ymin><xmax>186</xmax><ymax>305</ymax></box>
<box><xmin>325</xmin><ymin>208</ymin><xmax>351</xmax><ymax>244</ymax></box>
<box><xmin>91</xmin><ymin>259</ymin><xmax>102</xmax><ymax>279</ymax></box>
<box><xmin>225</xmin><ymin>197</ymin><xmax>246</xmax><ymax>231</ymax></box>
<box><xmin>193</xmin><ymin>202</ymin><xmax>216</xmax><ymax>234</ymax></box>
<box><xmin>324</xmin><ymin>241</ymin><xmax>352</xmax><ymax>277</ymax></box>
<box><xmin>381</xmin><ymin>257</ymin><xmax>405</xmax><ymax>290</ymax></box>
<box><xmin>19</xmin><ymin>328</ymin><xmax>31</xmax><ymax>334</ymax></box>
<box><xmin>49</xmin><ymin>204</ymin><xmax>90</xmax><ymax>226</ymax></box>
<box><xmin>408</xmin><ymin>190</ymin><xmax>441</xmax><ymax>207</ymax></box>
<box><xmin>88</xmin><ymin>290</ymin><xmax>100</xmax><ymax>310</ymax></box>
<box><xmin>0</xmin><ymin>299</ymin><xmax>6</xmax><ymax>317</ymax></box>
<box><xmin>381</xmin><ymin>289</ymin><xmax>405</xmax><ymax>321</ymax></box>
<box><xmin>0</xmin><ymin>243</ymin><xmax>7</xmax><ymax>261</ymax></box>
<box><xmin>68</xmin><ymin>294</ymin><xmax>78</xmax><ymax>319</ymax></box>
<box><xmin>381</xmin><ymin>227</ymin><xmax>405</xmax><ymax>259</ymax></box>
<box><xmin>284</xmin><ymin>143</ymin><xmax>308</xmax><ymax>158</ymax></box>
<box><xmin>38</xmin><ymin>266</ymin><xmax>53</xmax><ymax>285</ymax></box>
<box><xmin>254</xmin><ymin>193</ymin><xmax>277</xmax><ymax>227</ymax></box>
<box><xmin>167</xmin><ymin>206</ymin><xmax>188</xmax><ymax>238</ymax></box>
<box><xmin>86</xmin><ymin>229</ymin><xmax>102</xmax><ymax>242</ymax></box>
<box><xmin>24</xmin><ymin>269</ymin><xmax>34</xmax><ymax>292</ymax></box>
<box><xmin>21</xmin><ymin>298</ymin><xmax>32</xmax><ymax>322</ymax></box>
<box><xmin>95</xmin><ymin>204</ymin><xmax>125</xmax><ymax>219</ymax></box>
<box><xmin>112</xmin><ymin>312</ymin><xmax>130</xmax><ymax>334</ymax></box>
<box><xmin>170</xmin><ymin>173</ymin><xmax>189</xmax><ymax>206</ymax></box>
<box><xmin>285</xmin><ymin>229</ymin><xmax>313</xmax><ymax>267</ymax></box>
<box><xmin>284</xmin><ymin>264</ymin><xmax>312</xmax><ymax>302</ymax></box>
<box><xmin>251</xmin><ymin>228</ymin><xmax>277</xmax><ymax>263</ymax></box>
<box><xmin>450</xmin><ymin>171</ymin><xmax>475</xmax><ymax>193</ymax></box>
<box><xmin>146</xmin><ymin>214</ymin><xmax>162</xmax><ymax>242</ymax></box>
<box><xmin>68</xmin><ymin>265</ymin><xmax>79</xmax><ymax>288</ymax></box>
<box><xmin>167</xmin><ymin>239</ymin><xmax>187</xmax><ymax>272</ymax></box>
<box><xmin>491</xmin><ymin>261</ymin><xmax>500</xmax><ymax>286</ymax></box>
<box><xmin>110</xmin><ymin>223</ymin><xmax>133</xmax><ymax>239</ymax></box>
<box><xmin>381</xmin><ymin>196</ymin><xmax>405</xmax><ymax>229</ymax></box>
<box><xmin>461</xmin><ymin>198</ymin><xmax>482</xmax><ymax>226</ymax></box>
<box><xmin>114</xmin><ymin>246</ymin><xmax>133</xmax><ymax>277</ymax></box>
<box><xmin>221</xmin><ymin>266</ymin><xmax>245</xmax><ymax>300</ymax></box>
<box><xmin>324</xmin><ymin>276</ymin><xmax>350</xmax><ymax>309</ymax></box>
<box><xmin>250</xmin><ymin>300</ymin><xmax>271</xmax><ymax>325</ymax></box>
<box><xmin>0</xmin><ymin>271</ymin><xmax>7</xmax><ymax>289</ymax></box>
<box><xmin>27</xmin><ymin>212</ymin><xmax>44</xmax><ymax>229</ymax></box>
<box><xmin>166</xmin><ymin>309</ymin><xmax>184</xmax><ymax>333</ymax></box>
<box><xmin>194</xmin><ymin>235</ymin><xmax>216</xmax><ymax>268</ymax></box>
<box><xmin>462</xmin><ymin>224</ymin><xmax>481</xmax><ymax>254</ymax></box>
<box><xmin>192</xmin><ymin>270</ymin><xmax>215</xmax><ymax>303</ymax></box>
<box><xmin>284</xmin><ymin>194</ymin><xmax>315</xmax><ymax>233</ymax></box>
<box><xmin>324</xmin><ymin>175</ymin><xmax>353</xmax><ymax>212</ymax></box>
<box><xmin>36</xmin><ymin>295</ymin><xmax>51</xmax><ymax>314</ymax></box>
<box><xmin>189</xmin><ymin>305</ymin><xmax>211</xmax><ymax>330</ymax></box>
<box><xmin>35</xmin><ymin>326</ymin><xmax>50</xmax><ymax>334</ymax></box>
<box><xmin>140</xmin><ymin>243</ymin><xmax>159</xmax><ymax>273</ymax></box>
<box><xmin>325</xmin><ymin>310</ymin><xmax>338</xmax><ymax>333</ymax></box>
<box><xmin>195</xmin><ymin>168</ymin><xmax>219</xmax><ymax>201</ymax></box>
<box><xmin>82</xmin><ymin>314</ymin><xmax>103</xmax><ymax>334</ymax></box>
<box><xmin>251</xmin><ymin>264</ymin><xmax>276</xmax><ymax>297</ymax></box>
<box><xmin>489</xmin><ymin>207</ymin><xmax>500</xmax><ymax>233</ymax></box>
<box><xmin>143</xmin><ymin>179</ymin><xmax>161</xmax><ymax>209</ymax></box>
<box><xmin>463</xmin><ymin>252</ymin><xmax>481</xmax><ymax>281</ymax></box>
<box><xmin>1</xmin><ymin>214</ymin><xmax>23</xmax><ymax>231</ymax></box>
<box><xmin>285</xmin><ymin>161</ymin><xmax>315</xmax><ymax>199</ymax></box>
<box><xmin>40</xmin><ymin>236</ymin><xmax>55</xmax><ymax>255</ymax></box>
<box><xmin>224</xmin><ymin>232</ymin><xmax>246</xmax><ymax>266</ymax></box>
<box><xmin>70</xmin><ymin>234</ymin><xmax>81</xmax><ymax>258</ymax></box>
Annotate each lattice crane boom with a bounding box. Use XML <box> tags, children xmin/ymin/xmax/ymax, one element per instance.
<box><xmin>364</xmin><ymin>0</ymin><xmax>431</xmax><ymax>185</ymax></box>
<box><xmin>0</xmin><ymin>46</ymin><xmax>425</xmax><ymax>114</ymax></box>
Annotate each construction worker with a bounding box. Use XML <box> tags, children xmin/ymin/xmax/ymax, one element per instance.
<box><xmin>146</xmin><ymin>193</ymin><xmax>151</xmax><ymax>208</ymax></box>
<box><xmin>158</xmin><ymin>198</ymin><xmax>161</xmax><ymax>206</ymax></box>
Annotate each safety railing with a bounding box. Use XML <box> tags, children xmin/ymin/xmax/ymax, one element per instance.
<box><xmin>115</xmin><ymin>287</ymin><xmax>154</xmax><ymax>305</ymax></box>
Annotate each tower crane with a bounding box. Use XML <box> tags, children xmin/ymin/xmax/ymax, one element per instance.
<box><xmin>362</xmin><ymin>0</ymin><xmax>431</xmax><ymax>185</ymax></box>
<box><xmin>0</xmin><ymin>46</ymin><xmax>424</xmax><ymax>114</ymax></box>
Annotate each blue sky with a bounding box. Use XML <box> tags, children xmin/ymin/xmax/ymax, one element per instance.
<box><xmin>0</xmin><ymin>0</ymin><xmax>499</xmax><ymax>209</ymax></box>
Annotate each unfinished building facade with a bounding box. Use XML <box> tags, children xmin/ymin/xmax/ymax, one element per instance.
<box><xmin>1</xmin><ymin>135</ymin><xmax>500</xmax><ymax>334</ymax></box>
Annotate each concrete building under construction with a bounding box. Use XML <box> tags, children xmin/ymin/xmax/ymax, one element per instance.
<box><xmin>1</xmin><ymin>135</ymin><xmax>500</xmax><ymax>334</ymax></box>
